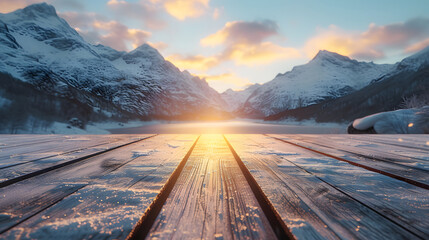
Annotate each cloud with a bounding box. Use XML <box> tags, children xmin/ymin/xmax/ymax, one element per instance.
<box><xmin>200</xmin><ymin>20</ymin><xmax>301</xmax><ymax>66</ymax></box>
<box><xmin>50</xmin><ymin>0</ymin><xmax>84</xmax><ymax>10</ymax></box>
<box><xmin>92</xmin><ymin>20</ymin><xmax>151</xmax><ymax>50</ymax></box>
<box><xmin>108</xmin><ymin>0</ymin><xmax>211</xmax><ymax>22</ymax></box>
<box><xmin>60</xmin><ymin>12</ymin><xmax>151</xmax><ymax>51</ymax></box>
<box><xmin>166</xmin><ymin>54</ymin><xmax>219</xmax><ymax>71</ymax></box>
<box><xmin>163</xmin><ymin>0</ymin><xmax>210</xmax><ymax>20</ymax></box>
<box><xmin>0</xmin><ymin>0</ymin><xmax>84</xmax><ymax>13</ymax></box>
<box><xmin>212</xmin><ymin>8</ymin><xmax>220</xmax><ymax>20</ymax></box>
<box><xmin>305</xmin><ymin>18</ymin><xmax>429</xmax><ymax>60</ymax></box>
<box><xmin>0</xmin><ymin>0</ymin><xmax>34</xmax><ymax>13</ymax></box>
<box><xmin>405</xmin><ymin>38</ymin><xmax>429</xmax><ymax>53</ymax></box>
<box><xmin>147</xmin><ymin>41</ymin><xmax>168</xmax><ymax>51</ymax></box>
<box><xmin>59</xmin><ymin>12</ymin><xmax>105</xmax><ymax>28</ymax></box>
<box><xmin>226</xmin><ymin>42</ymin><xmax>301</xmax><ymax>66</ymax></box>
<box><xmin>107</xmin><ymin>0</ymin><xmax>212</xmax><ymax>27</ymax></box>
<box><xmin>107</xmin><ymin>0</ymin><xmax>165</xmax><ymax>29</ymax></box>
<box><xmin>201</xmin><ymin>20</ymin><xmax>278</xmax><ymax>46</ymax></box>
<box><xmin>363</xmin><ymin>18</ymin><xmax>429</xmax><ymax>47</ymax></box>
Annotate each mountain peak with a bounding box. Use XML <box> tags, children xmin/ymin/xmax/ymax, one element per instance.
<box><xmin>312</xmin><ymin>50</ymin><xmax>352</xmax><ymax>62</ymax></box>
<box><xmin>133</xmin><ymin>43</ymin><xmax>161</xmax><ymax>56</ymax></box>
<box><xmin>20</xmin><ymin>3</ymin><xmax>58</xmax><ymax>18</ymax></box>
<box><xmin>397</xmin><ymin>45</ymin><xmax>429</xmax><ymax>70</ymax></box>
<box><xmin>122</xmin><ymin>43</ymin><xmax>164</xmax><ymax>64</ymax></box>
<box><xmin>135</xmin><ymin>43</ymin><xmax>153</xmax><ymax>51</ymax></box>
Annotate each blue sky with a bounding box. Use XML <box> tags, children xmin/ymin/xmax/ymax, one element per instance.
<box><xmin>2</xmin><ymin>0</ymin><xmax>429</xmax><ymax>92</ymax></box>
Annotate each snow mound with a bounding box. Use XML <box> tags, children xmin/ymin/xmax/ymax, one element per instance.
<box><xmin>348</xmin><ymin>106</ymin><xmax>429</xmax><ymax>134</ymax></box>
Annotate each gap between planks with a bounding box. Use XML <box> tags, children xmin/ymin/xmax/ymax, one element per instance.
<box><xmin>129</xmin><ymin>135</ymin><xmax>295</xmax><ymax>240</ymax></box>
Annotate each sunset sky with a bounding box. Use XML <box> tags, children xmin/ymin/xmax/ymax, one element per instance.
<box><xmin>1</xmin><ymin>0</ymin><xmax>429</xmax><ymax>92</ymax></box>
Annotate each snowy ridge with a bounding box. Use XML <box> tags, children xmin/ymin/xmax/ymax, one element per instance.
<box><xmin>397</xmin><ymin>46</ymin><xmax>429</xmax><ymax>71</ymax></box>
<box><xmin>221</xmin><ymin>83</ymin><xmax>261</xmax><ymax>112</ymax></box>
<box><xmin>238</xmin><ymin>50</ymin><xmax>395</xmax><ymax>117</ymax></box>
<box><xmin>0</xmin><ymin>3</ymin><xmax>226</xmax><ymax>118</ymax></box>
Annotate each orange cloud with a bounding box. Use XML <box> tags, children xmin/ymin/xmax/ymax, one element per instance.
<box><xmin>405</xmin><ymin>38</ymin><xmax>429</xmax><ymax>53</ymax></box>
<box><xmin>0</xmin><ymin>0</ymin><xmax>35</xmax><ymax>12</ymax></box>
<box><xmin>201</xmin><ymin>20</ymin><xmax>301</xmax><ymax>66</ymax></box>
<box><xmin>227</xmin><ymin>42</ymin><xmax>301</xmax><ymax>66</ymax></box>
<box><xmin>304</xmin><ymin>26</ymin><xmax>379</xmax><ymax>59</ymax></box>
<box><xmin>305</xmin><ymin>18</ymin><xmax>429</xmax><ymax>60</ymax></box>
<box><xmin>212</xmin><ymin>8</ymin><xmax>220</xmax><ymax>20</ymax></box>
<box><xmin>108</xmin><ymin>0</ymin><xmax>210</xmax><ymax>22</ymax></box>
<box><xmin>164</xmin><ymin>0</ymin><xmax>210</xmax><ymax>20</ymax></box>
<box><xmin>201</xmin><ymin>20</ymin><xmax>278</xmax><ymax>46</ymax></box>
<box><xmin>166</xmin><ymin>54</ymin><xmax>219</xmax><ymax>71</ymax></box>
<box><xmin>61</xmin><ymin>12</ymin><xmax>151</xmax><ymax>51</ymax></box>
<box><xmin>107</xmin><ymin>0</ymin><xmax>165</xmax><ymax>29</ymax></box>
<box><xmin>147</xmin><ymin>41</ymin><xmax>168</xmax><ymax>51</ymax></box>
<box><xmin>200</xmin><ymin>30</ymin><xmax>227</xmax><ymax>47</ymax></box>
<box><xmin>0</xmin><ymin>0</ymin><xmax>84</xmax><ymax>13</ymax></box>
<box><xmin>92</xmin><ymin>20</ymin><xmax>151</xmax><ymax>50</ymax></box>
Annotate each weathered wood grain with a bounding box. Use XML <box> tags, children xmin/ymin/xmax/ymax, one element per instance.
<box><xmin>0</xmin><ymin>135</ymin><xmax>197</xmax><ymax>239</ymax></box>
<box><xmin>148</xmin><ymin>135</ymin><xmax>276</xmax><ymax>240</ymax></box>
<box><xmin>241</xmin><ymin>134</ymin><xmax>428</xmax><ymax>238</ymax></box>
<box><xmin>0</xmin><ymin>135</ymin><xmax>152</xmax><ymax>183</ymax></box>
<box><xmin>0</xmin><ymin>134</ymin><xmax>427</xmax><ymax>240</ymax></box>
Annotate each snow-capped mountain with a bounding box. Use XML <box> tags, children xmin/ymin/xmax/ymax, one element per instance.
<box><xmin>395</xmin><ymin>46</ymin><xmax>429</xmax><ymax>72</ymax></box>
<box><xmin>265</xmin><ymin>46</ymin><xmax>429</xmax><ymax>123</ymax></box>
<box><xmin>234</xmin><ymin>50</ymin><xmax>395</xmax><ymax>117</ymax></box>
<box><xmin>221</xmin><ymin>84</ymin><xmax>261</xmax><ymax>112</ymax></box>
<box><xmin>0</xmin><ymin>3</ymin><xmax>225</xmax><ymax>120</ymax></box>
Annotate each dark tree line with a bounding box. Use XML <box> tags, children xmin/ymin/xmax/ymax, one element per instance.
<box><xmin>0</xmin><ymin>72</ymin><xmax>133</xmax><ymax>133</ymax></box>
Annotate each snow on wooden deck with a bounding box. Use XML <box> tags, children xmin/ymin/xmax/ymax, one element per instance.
<box><xmin>0</xmin><ymin>134</ymin><xmax>427</xmax><ymax>239</ymax></box>
<box><xmin>0</xmin><ymin>135</ymin><xmax>197</xmax><ymax>239</ymax></box>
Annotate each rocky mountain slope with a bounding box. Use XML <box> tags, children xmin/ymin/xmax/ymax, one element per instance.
<box><xmin>0</xmin><ymin>3</ymin><xmax>226</xmax><ymax>124</ymax></box>
<box><xmin>265</xmin><ymin>46</ymin><xmax>429</xmax><ymax>123</ymax></box>
<box><xmin>224</xmin><ymin>51</ymin><xmax>395</xmax><ymax>118</ymax></box>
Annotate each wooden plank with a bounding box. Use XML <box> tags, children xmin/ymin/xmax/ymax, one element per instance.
<box><xmin>0</xmin><ymin>135</ymin><xmax>139</xmax><ymax>166</ymax></box>
<box><xmin>269</xmin><ymin>134</ymin><xmax>429</xmax><ymax>187</ymax></box>
<box><xmin>355</xmin><ymin>135</ymin><xmax>429</xmax><ymax>151</ymax></box>
<box><xmin>0</xmin><ymin>135</ymin><xmax>151</xmax><ymax>183</ymax></box>
<box><xmin>0</xmin><ymin>135</ymin><xmax>197</xmax><ymax>238</ymax></box>
<box><xmin>280</xmin><ymin>134</ymin><xmax>429</xmax><ymax>168</ymax></box>
<box><xmin>226</xmin><ymin>134</ymin><xmax>426</xmax><ymax>239</ymax></box>
<box><xmin>334</xmin><ymin>135</ymin><xmax>429</xmax><ymax>163</ymax></box>
<box><xmin>0</xmin><ymin>135</ymin><xmax>67</xmax><ymax>149</ymax></box>
<box><xmin>148</xmin><ymin>135</ymin><xmax>276</xmax><ymax>239</ymax></box>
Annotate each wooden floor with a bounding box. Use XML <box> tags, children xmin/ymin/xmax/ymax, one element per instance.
<box><xmin>0</xmin><ymin>134</ymin><xmax>427</xmax><ymax>239</ymax></box>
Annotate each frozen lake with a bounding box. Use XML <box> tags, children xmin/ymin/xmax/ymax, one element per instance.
<box><xmin>108</xmin><ymin>120</ymin><xmax>347</xmax><ymax>134</ymax></box>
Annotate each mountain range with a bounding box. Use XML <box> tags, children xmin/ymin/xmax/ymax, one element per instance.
<box><xmin>230</xmin><ymin>51</ymin><xmax>395</xmax><ymax>118</ymax></box>
<box><xmin>222</xmin><ymin>42</ymin><xmax>429</xmax><ymax>121</ymax></box>
<box><xmin>1</xmin><ymin>3</ymin><xmax>428</xmax><ymax>132</ymax></box>
<box><xmin>265</xmin><ymin>46</ymin><xmax>429</xmax><ymax>122</ymax></box>
<box><xmin>0</xmin><ymin>3</ymin><xmax>227</xmax><ymax>131</ymax></box>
